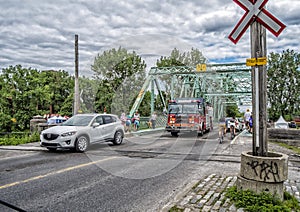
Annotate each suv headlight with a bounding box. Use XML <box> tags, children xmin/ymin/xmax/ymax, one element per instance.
<box><xmin>61</xmin><ymin>131</ymin><xmax>77</xmax><ymax>137</ymax></box>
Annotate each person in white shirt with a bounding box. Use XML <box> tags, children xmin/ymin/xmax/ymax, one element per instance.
<box><xmin>150</xmin><ymin>112</ymin><xmax>157</xmax><ymax>129</ymax></box>
<box><xmin>244</xmin><ymin>109</ymin><xmax>251</xmax><ymax>130</ymax></box>
<box><xmin>133</xmin><ymin>111</ymin><xmax>140</xmax><ymax>130</ymax></box>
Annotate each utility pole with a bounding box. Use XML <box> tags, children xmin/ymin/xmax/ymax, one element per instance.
<box><xmin>251</xmin><ymin>22</ymin><xmax>268</xmax><ymax>156</ymax></box>
<box><xmin>74</xmin><ymin>34</ymin><xmax>80</xmax><ymax>115</ymax></box>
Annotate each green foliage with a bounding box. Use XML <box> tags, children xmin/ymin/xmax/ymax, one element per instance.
<box><xmin>156</xmin><ymin>48</ymin><xmax>207</xmax><ymax>101</ymax></box>
<box><xmin>0</xmin><ymin>132</ymin><xmax>40</xmax><ymax>146</ymax></box>
<box><xmin>274</xmin><ymin>141</ymin><xmax>300</xmax><ymax>155</ymax></box>
<box><xmin>267</xmin><ymin>49</ymin><xmax>300</xmax><ymax>121</ymax></box>
<box><xmin>226</xmin><ymin>186</ymin><xmax>300</xmax><ymax>212</ymax></box>
<box><xmin>0</xmin><ymin>112</ymin><xmax>13</xmax><ymax>132</ymax></box>
<box><xmin>168</xmin><ymin>206</ymin><xmax>184</xmax><ymax>212</ymax></box>
<box><xmin>139</xmin><ymin>91</ymin><xmax>151</xmax><ymax>116</ymax></box>
<box><xmin>78</xmin><ymin>77</ymin><xmax>98</xmax><ymax>113</ymax></box>
<box><xmin>59</xmin><ymin>93</ymin><xmax>74</xmax><ymax>117</ymax></box>
<box><xmin>155</xmin><ymin>91</ymin><xmax>168</xmax><ymax>114</ymax></box>
<box><xmin>225</xmin><ymin>104</ymin><xmax>241</xmax><ymax>118</ymax></box>
<box><xmin>92</xmin><ymin>47</ymin><xmax>147</xmax><ymax>115</ymax></box>
<box><xmin>0</xmin><ymin>65</ymin><xmax>74</xmax><ymax>132</ymax></box>
<box><xmin>284</xmin><ymin>191</ymin><xmax>300</xmax><ymax>210</ymax></box>
<box><xmin>38</xmin><ymin>70</ymin><xmax>74</xmax><ymax>115</ymax></box>
<box><xmin>156</xmin><ymin>48</ymin><xmax>207</xmax><ymax>67</ymax></box>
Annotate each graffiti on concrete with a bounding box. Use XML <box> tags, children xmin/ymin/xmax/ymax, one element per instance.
<box><xmin>246</xmin><ymin>160</ymin><xmax>280</xmax><ymax>182</ymax></box>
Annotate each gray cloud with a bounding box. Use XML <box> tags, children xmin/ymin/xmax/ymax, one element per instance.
<box><xmin>0</xmin><ymin>0</ymin><xmax>299</xmax><ymax>76</ymax></box>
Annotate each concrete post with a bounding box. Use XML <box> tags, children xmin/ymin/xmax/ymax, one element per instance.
<box><xmin>237</xmin><ymin>151</ymin><xmax>288</xmax><ymax>200</ymax></box>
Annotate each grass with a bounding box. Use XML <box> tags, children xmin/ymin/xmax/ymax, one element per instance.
<box><xmin>273</xmin><ymin>141</ymin><xmax>300</xmax><ymax>155</ymax></box>
<box><xmin>168</xmin><ymin>206</ymin><xmax>184</xmax><ymax>212</ymax></box>
<box><xmin>0</xmin><ymin>132</ymin><xmax>40</xmax><ymax>146</ymax></box>
<box><xmin>225</xmin><ymin>186</ymin><xmax>300</xmax><ymax>212</ymax></box>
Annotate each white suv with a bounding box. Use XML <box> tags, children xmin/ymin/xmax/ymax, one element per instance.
<box><xmin>40</xmin><ymin>114</ymin><xmax>125</xmax><ymax>152</ymax></box>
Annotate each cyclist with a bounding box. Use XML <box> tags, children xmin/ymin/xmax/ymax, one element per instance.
<box><xmin>218</xmin><ymin>117</ymin><xmax>226</xmax><ymax>143</ymax></box>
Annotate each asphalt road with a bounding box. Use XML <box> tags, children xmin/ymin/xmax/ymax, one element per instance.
<box><xmin>0</xmin><ymin>130</ymin><xmax>231</xmax><ymax>212</ymax></box>
<box><xmin>3</xmin><ymin>129</ymin><xmax>299</xmax><ymax>212</ymax></box>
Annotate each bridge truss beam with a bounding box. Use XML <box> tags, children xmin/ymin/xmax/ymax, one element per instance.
<box><xmin>130</xmin><ymin>63</ymin><xmax>252</xmax><ymax>118</ymax></box>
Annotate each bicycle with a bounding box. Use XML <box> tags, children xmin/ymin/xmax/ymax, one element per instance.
<box><xmin>230</xmin><ymin>123</ymin><xmax>235</xmax><ymax>140</ymax></box>
<box><xmin>219</xmin><ymin>129</ymin><xmax>224</xmax><ymax>143</ymax></box>
<box><xmin>218</xmin><ymin>122</ymin><xmax>226</xmax><ymax>144</ymax></box>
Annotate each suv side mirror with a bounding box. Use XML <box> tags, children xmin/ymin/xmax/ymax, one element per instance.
<box><xmin>92</xmin><ymin>123</ymin><xmax>100</xmax><ymax>128</ymax></box>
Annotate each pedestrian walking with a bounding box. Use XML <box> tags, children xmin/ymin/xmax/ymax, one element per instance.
<box><xmin>150</xmin><ymin>112</ymin><xmax>157</xmax><ymax>129</ymax></box>
<box><xmin>120</xmin><ymin>112</ymin><xmax>126</xmax><ymax>126</ymax></box>
<box><xmin>125</xmin><ymin>114</ymin><xmax>131</xmax><ymax>132</ymax></box>
<box><xmin>244</xmin><ymin>109</ymin><xmax>251</xmax><ymax>130</ymax></box>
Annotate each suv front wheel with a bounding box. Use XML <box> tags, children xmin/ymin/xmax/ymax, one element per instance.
<box><xmin>113</xmin><ymin>130</ymin><xmax>123</xmax><ymax>145</ymax></box>
<box><xmin>75</xmin><ymin>135</ymin><xmax>89</xmax><ymax>152</ymax></box>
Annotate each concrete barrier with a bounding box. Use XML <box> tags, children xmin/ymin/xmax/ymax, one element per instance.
<box><xmin>237</xmin><ymin>151</ymin><xmax>289</xmax><ymax>200</ymax></box>
<box><xmin>240</xmin><ymin>151</ymin><xmax>288</xmax><ymax>183</ymax></box>
<box><xmin>268</xmin><ymin>128</ymin><xmax>300</xmax><ymax>147</ymax></box>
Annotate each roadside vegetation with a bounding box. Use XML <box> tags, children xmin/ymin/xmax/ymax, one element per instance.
<box><xmin>168</xmin><ymin>206</ymin><xmax>184</xmax><ymax>212</ymax></box>
<box><xmin>225</xmin><ymin>186</ymin><xmax>300</xmax><ymax>212</ymax></box>
<box><xmin>0</xmin><ymin>132</ymin><xmax>39</xmax><ymax>146</ymax></box>
<box><xmin>273</xmin><ymin>141</ymin><xmax>300</xmax><ymax>155</ymax></box>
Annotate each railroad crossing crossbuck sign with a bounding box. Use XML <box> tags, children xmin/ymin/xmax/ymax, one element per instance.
<box><xmin>229</xmin><ymin>0</ymin><xmax>286</xmax><ymax>44</ymax></box>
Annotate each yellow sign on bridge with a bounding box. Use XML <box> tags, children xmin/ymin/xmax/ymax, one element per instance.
<box><xmin>196</xmin><ymin>64</ymin><xmax>206</xmax><ymax>71</ymax></box>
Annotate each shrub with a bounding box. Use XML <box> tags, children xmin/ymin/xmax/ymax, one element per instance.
<box><xmin>225</xmin><ymin>186</ymin><xmax>300</xmax><ymax>212</ymax></box>
<box><xmin>0</xmin><ymin>132</ymin><xmax>40</xmax><ymax>146</ymax></box>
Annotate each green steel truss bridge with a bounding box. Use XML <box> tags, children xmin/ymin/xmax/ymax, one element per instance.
<box><xmin>129</xmin><ymin>63</ymin><xmax>252</xmax><ymax>119</ymax></box>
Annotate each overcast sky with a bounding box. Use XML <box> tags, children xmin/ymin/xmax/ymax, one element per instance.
<box><xmin>0</xmin><ymin>0</ymin><xmax>299</xmax><ymax>76</ymax></box>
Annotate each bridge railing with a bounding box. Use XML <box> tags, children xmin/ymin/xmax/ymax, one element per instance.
<box><xmin>138</xmin><ymin>116</ymin><xmax>167</xmax><ymax>129</ymax></box>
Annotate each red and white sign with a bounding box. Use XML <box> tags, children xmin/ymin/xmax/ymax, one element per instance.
<box><xmin>229</xmin><ymin>0</ymin><xmax>286</xmax><ymax>44</ymax></box>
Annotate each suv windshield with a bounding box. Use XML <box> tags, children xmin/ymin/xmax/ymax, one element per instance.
<box><xmin>62</xmin><ymin>115</ymin><xmax>94</xmax><ymax>126</ymax></box>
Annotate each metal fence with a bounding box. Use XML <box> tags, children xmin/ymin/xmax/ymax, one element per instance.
<box><xmin>139</xmin><ymin>116</ymin><xmax>167</xmax><ymax>129</ymax></box>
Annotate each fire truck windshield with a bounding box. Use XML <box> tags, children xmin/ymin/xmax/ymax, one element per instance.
<box><xmin>168</xmin><ymin>104</ymin><xmax>182</xmax><ymax>114</ymax></box>
<box><xmin>183</xmin><ymin>104</ymin><xmax>198</xmax><ymax>113</ymax></box>
<box><xmin>168</xmin><ymin>103</ymin><xmax>202</xmax><ymax>114</ymax></box>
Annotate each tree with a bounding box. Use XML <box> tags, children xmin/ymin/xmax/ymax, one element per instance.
<box><xmin>0</xmin><ymin>65</ymin><xmax>74</xmax><ymax>131</ymax></box>
<box><xmin>225</xmin><ymin>104</ymin><xmax>241</xmax><ymax>118</ymax></box>
<box><xmin>91</xmin><ymin>47</ymin><xmax>147</xmax><ymax>115</ymax></box>
<box><xmin>138</xmin><ymin>91</ymin><xmax>151</xmax><ymax>117</ymax></box>
<box><xmin>267</xmin><ymin>49</ymin><xmax>300</xmax><ymax>121</ymax></box>
<box><xmin>155</xmin><ymin>48</ymin><xmax>207</xmax><ymax>101</ymax></box>
<box><xmin>154</xmin><ymin>91</ymin><xmax>168</xmax><ymax>114</ymax></box>
<box><xmin>38</xmin><ymin>70</ymin><xmax>74</xmax><ymax>116</ymax></box>
<box><xmin>156</xmin><ymin>47</ymin><xmax>207</xmax><ymax>67</ymax></box>
<box><xmin>0</xmin><ymin>65</ymin><xmax>41</xmax><ymax>130</ymax></box>
<box><xmin>78</xmin><ymin>76</ymin><xmax>98</xmax><ymax>113</ymax></box>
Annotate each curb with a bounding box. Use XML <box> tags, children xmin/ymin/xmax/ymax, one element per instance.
<box><xmin>126</xmin><ymin>128</ymin><xmax>165</xmax><ymax>137</ymax></box>
<box><xmin>0</xmin><ymin>145</ymin><xmax>45</xmax><ymax>151</ymax></box>
<box><xmin>230</xmin><ymin>129</ymin><xmax>251</xmax><ymax>145</ymax></box>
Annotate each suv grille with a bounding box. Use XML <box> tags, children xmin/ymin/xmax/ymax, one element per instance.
<box><xmin>43</xmin><ymin>133</ymin><xmax>59</xmax><ymax>141</ymax></box>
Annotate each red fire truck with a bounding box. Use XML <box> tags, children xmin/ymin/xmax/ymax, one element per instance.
<box><xmin>165</xmin><ymin>97</ymin><xmax>211</xmax><ymax>136</ymax></box>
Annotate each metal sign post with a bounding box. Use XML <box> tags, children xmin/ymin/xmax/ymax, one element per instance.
<box><xmin>251</xmin><ymin>22</ymin><xmax>267</xmax><ymax>156</ymax></box>
<box><xmin>229</xmin><ymin>0</ymin><xmax>286</xmax><ymax>156</ymax></box>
